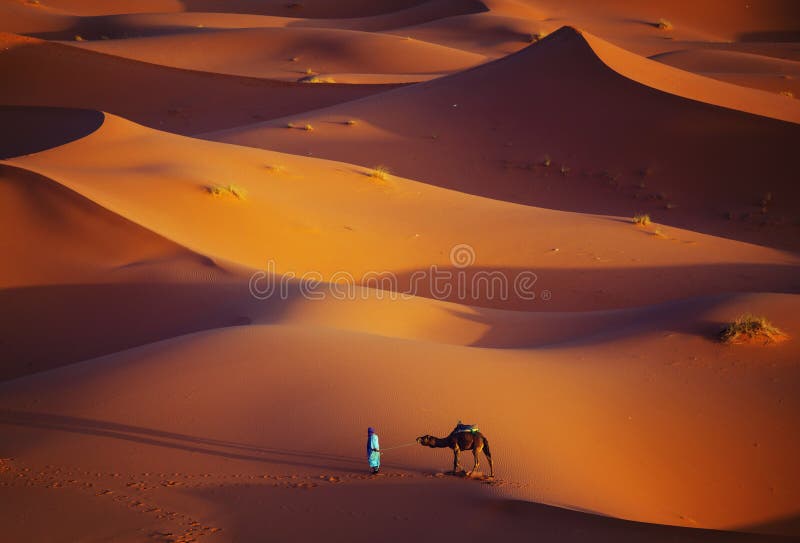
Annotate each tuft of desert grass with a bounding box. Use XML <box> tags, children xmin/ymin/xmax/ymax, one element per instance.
<box><xmin>264</xmin><ymin>165</ymin><xmax>284</xmax><ymax>174</ymax></box>
<box><xmin>344</xmin><ymin>119</ymin><xmax>357</xmax><ymax>126</ymax></box>
<box><xmin>779</xmin><ymin>90</ymin><xmax>795</xmax><ymax>98</ymax></box>
<box><xmin>303</xmin><ymin>123</ymin><xmax>314</xmax><ymax>131</ymax></box>
<box><xmin>720</xmin><ymin>314</ymin><xmax>787</xmax><ymax>344</ymax></box>
<box><xmin>542</xmin><ymin>155</ymin><xmax>552</xmax><ymax>167</ymax></box>
<box><xmin>298</xmin><ymin>75</ymin><xmax>336</xmax><ymax>84</ymax></box>
<box><xmin>560</xmin><ymin>165</ymin><xmax>571</xmax><ymax>175</ymax></box>
<box><xmin>74</xmin><ymin>34</ymin><xmax>85</xmax><ymax>41</ymax></box>
<box><xmin>286</xmin><ymin>122</ymin><xmax>296</xmax><ymax>129</ymax></box>
<box><xmin>369</xmin><ymin>165</ymin><xmax>390</xmax><ymax>181</ymax></box>
<box><xmin>527</xmin><ymin>31</ymin><xmax>545</xmax><ymax>43</ymax></box>
<box><xmin>632</xmin><ymin>213</ymin><xmax>651</xmax><ymax>226</ymax></box>
<box><xmin>656</xmin><ymin>18</ymin><xmax>673</xmax><ymax>30</ymax></box>
<box><xmin>208</xmin><ymin>184</ymin><xmax>247</xmax><ymax>200</ymax></box>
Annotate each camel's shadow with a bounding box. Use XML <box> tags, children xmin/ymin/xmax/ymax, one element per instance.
<box><xmin>428</xmin><ymin>469</ymin><xmax>495</xmax><ymax>482</ymax></box>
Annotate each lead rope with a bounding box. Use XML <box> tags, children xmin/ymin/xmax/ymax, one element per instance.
<box><xmin>379</xmin><ymin>441</ymin><xmax>418</xmax><ymax>452</ymax></box>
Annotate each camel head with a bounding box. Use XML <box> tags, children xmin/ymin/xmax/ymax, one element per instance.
<box><xmin>416</xmin><ymin>435</ymin><xmax>434</xmax><ymax>447</ymax></box>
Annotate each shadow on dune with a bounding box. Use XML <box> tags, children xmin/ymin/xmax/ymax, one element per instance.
<box><xmin>22</xmin><ymin>18</ymin><xmax>219</xmax><ymax>41</ymax></box>
<box><xmin>178</xmin><ymin>0</ymin><xmax>429</xmax><ymax>18</ymax></box>
<box><xmin>737</xmin><ymin>31</ymin><xmax>800</xmax><ymax>43</ymax></box>
<box><xmin>390</xmin><ymin>262</ymin><xmax>800</xmax><ymax>312</ymax></box>
<box><xmin>0</xmin><ymin>409</ymin><xmax>375</xmax><ymax>473</ymax></box>
<box><xmin>183</xmin><ymin>479</ymin><xmax>790</xmax><ymax>542</ymax></box>
<box><xmin>0</xmin><ymin>45</ymin><xmax>399</xmax><ymax>135</ymax></box>
<box><xmin>0</xmin><ymin>107</ymin><xmax>104</xmax><ymax>159</ymax></box>
<box><xmin>0</xmin><ymin>281</ymin><xmax>285</xmax><ymax>382</ymax></box>
<box><xmin>735</xmin><ymin>513</ymin><xmax>800</xmax><ymax>538</ymax></box>
<box><xmin>439</xmin><ymin>294</ymin><xmax>742</xmax><ymax>348</ymax></box>
<box><xmin>286</xmin><ymin>0</ymin><xmax>490</xmax><ymax>32</ymax></box>
<box><xmin>3</xmin><ymin>263</ymin><xmax>796</xmax><ymax>381</ymax></box>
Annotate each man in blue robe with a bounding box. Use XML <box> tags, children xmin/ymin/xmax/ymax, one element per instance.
<box><xmin>366</xmin><ymin>427</ymin><xmax>380</xmax><ymax>474</ymax></box>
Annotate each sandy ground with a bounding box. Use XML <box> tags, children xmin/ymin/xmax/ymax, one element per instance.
<box><xmin>1</xmin><ymin>1</ymin><xmax>799</xmax><ymax>542</ymax></box>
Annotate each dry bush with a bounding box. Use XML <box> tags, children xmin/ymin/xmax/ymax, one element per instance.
<box><xmin>720</xmin><ymin>315</ymin><xmax>787</xmax><ymax>344</ymax></box>
<box><xmin>656</xmin><ymin>18</ymin><xmax>673</xmax><ymax>30</ymax></box>
<box><xmin>369</xmin><ymin>165</ymin><xmax>390</xmax><ymax>181</ymax></box>
<box><xmin>208</xmin><ymin>184</ymin><xmax>247</xmax><ymax>200</ymax></box>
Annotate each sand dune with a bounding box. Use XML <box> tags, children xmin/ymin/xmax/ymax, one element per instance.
<box><xmin>1</xmin><ymin>290</ymin><xmax>798</xmax><ymax>533</ymax></box>
<box><xmin>515</xmin><ymin>0</ymin><xmax>800</xmax><ymax>43</ymax></box>
<box><xmin>3</xmin><ymin>0</ymin><xmax>490</xmax><ymax>40</ymax></box>
<box><xmin>209</xmin><ymin>27</ymin><xmax>800</xmax><ymax>251</ymax></box>
<box><xmin>0</xmin><ymin>163</ymin><xmax>201</xmax><ymax>288</ymax></box>
<box><xmin>0</xmin><ymin>32</ymin><xmax>398</xmax><ymax>134</ymax></box>
<box><xmin>6</xmin><ymin>110</ymin><xmax>798</xmax><ymax>311</ymax></box>
<box><xmin>290</xmin><ymin>0</ymin><xmax>491</xmax><ymax>33</ymax></box>
<box><xmin>651</xmin><ymin>48</ymin><xmax>800</xmax><ymax>95</ymax></box>
<box><xmin>66</xmin><ymin>27</ymin><xmax>486</xmax><ymax>82</ymax></box>
<box><xmin>1</xmin><ymin>2</ymin><xmax>798</xmax><ymax>542</ymax></box>
<box><xmin>27</xmin><ymin>0</ymin><xmax>431</xmax><ymax>18</ymax></box>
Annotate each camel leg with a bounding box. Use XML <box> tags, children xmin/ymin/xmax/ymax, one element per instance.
<box><xmin>485</xmin><ymin>450</ymin><xmax>494</xmax><ymax>478</ymax></box>
<box><xmin>468</xmin><ymin>447</ymin><xmax>480</xmax><ymax>475</ymax></box>
<box><xmin>453</xmin><ymin>446</ymin><xmax>462</xmax><ymax>474</ymax></box>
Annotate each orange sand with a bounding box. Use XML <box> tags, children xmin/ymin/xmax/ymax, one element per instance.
<box><xmin>1</xmin><ymin>1</ymin><xmax>799</xmax><ymax>542</ymax></box>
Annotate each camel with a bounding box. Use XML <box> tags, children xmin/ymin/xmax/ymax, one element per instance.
<box><xmin>416</xmin><ymin>428</ymin><xmax>494</xmax><ymax>477</ymax></box>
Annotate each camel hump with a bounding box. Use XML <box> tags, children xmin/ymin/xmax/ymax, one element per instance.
<box><xmin>454</xmin><ymin>422</ymin><xmax>479</xmax><ymax>434</ymax></box>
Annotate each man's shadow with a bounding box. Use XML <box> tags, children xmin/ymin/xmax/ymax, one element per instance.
<box><xmin>0</xmin><ymin>409</ymin><xmax>417</xmax><ymax>474</ymax></box>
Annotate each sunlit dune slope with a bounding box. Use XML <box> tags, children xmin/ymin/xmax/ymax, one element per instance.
<box><xmin>6</xmin><ymin>110</ymin><xmax>798</xmax><ymax>313</ymax></box>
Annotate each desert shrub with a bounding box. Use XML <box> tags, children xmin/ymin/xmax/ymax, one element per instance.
<box><xmin>369</xmin><ymin>165</ymin><xmax>390</xmax><ymax>181</ymax></box>
<box><xmin>208</xmin><ymin>184</ymin><xmax>247</xmax><ymax>200</ymax></box>
<box><xmin>298</xmin><ymin>75</ymin><xmax>336</xmax><ymax>83</ymax></box>
<box><xmin>720</xmin><ymin>314</ymin><xmax>786</xmax><ymax>344</ymax></box>
<box><xmin>657</xmin><ymin>18</ymin><xmax>673</xmax><ymax>30</ymax></box>
<box><xmin>632</xmin><ymin>213</ymin><xmax>651</xmax><ymax>226</ymax></box>
<box><xmin>527</xmin><ymin>31</ymin><xmax>545</xmax><ymax>43</ymax></box>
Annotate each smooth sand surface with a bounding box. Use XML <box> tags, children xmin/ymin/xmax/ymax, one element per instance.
<box><xmin>1</xmin><ymin>1</ymin><xmax>799</xmax><ymax>542</ymax></box>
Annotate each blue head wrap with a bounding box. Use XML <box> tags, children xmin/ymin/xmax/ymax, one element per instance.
<box><xmin>366</xmin><ymin>427</ymin><xmax>375</xmax><ymax>456</ymax></box>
